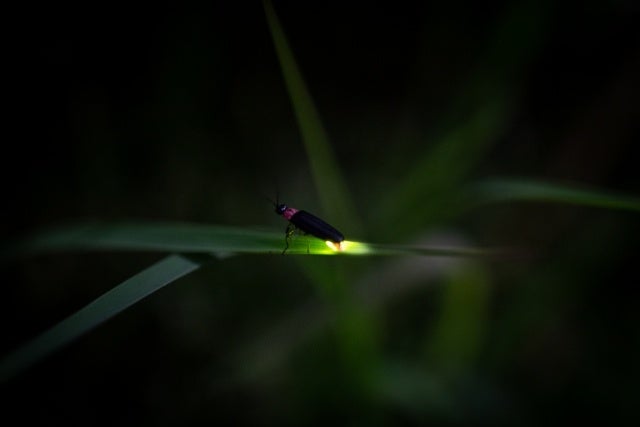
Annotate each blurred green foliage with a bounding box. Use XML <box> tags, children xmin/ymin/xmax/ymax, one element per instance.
<box><xmin>2</xmin><ymin>0</ymin><xmax>638</xmax><ymax>425</ymax></box>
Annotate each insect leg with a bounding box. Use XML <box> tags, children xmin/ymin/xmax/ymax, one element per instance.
<box><xmin>282</xmin><ymin>222</ymin><xmax>295</xmax><ymax>255</ymax></box>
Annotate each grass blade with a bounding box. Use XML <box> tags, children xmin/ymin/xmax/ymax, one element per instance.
<box><xmin>375</xmin><ymin>101</ymin><xmax>508</xmax><ymax>235</ymax></box>
<box><xmin>474</xmin><ymin>179</ymin><xmax>640</xmax><ymax>211</ymax></box>
<box><xmin>1</xmin><ymin>222</ymin><xmax>500</xmax><ymax>381</ymax></box>
<box><xmin>16</xmin><ymin>222</ymin><xmax>286</xmax><ymax>256</ymax></box>
<box><xmin>9</xmin><ymin>221</ymin><xmax>500</xmax><ymax>258</ymax></box>
<box><xmin>374</xmin><ymin>2</ymin><xmax>548</xmax><ymax>237</ymax></box>
<box><xmin>0</xmin><ymin>254</ymin><xmax>203</xmax><ymax>382</ymax></box>
<box><xmin>263</xmin><ymin>0</ymin><xmax>361</xmax><ymax>235</ymax></box>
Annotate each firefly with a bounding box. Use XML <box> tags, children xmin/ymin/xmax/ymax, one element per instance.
<box><xmin>274</xmin><ymin>202</ymin><xmax>345</xmax><ymax>254</ymax></box>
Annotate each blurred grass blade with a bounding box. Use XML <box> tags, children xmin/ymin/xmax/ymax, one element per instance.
<box><xmin>9</xmin><ymin>222</ymin><xmax>501</xmax><ymax>258</ymax></box>
<box><xmin>1</xmin><ymin>221</ymin><xmax>499</xmax><ymax>381</ymax></box>
<box><xmin>375</xmin><ymin>2</ymin><xmax>548</xmax><ymax>236</ymax></box>
<box><xmin>264</xmin><ymin>2</ymin><xmax>377</xmax><ymax>391</ymax></box>
<box><xmin>263</xmin><ymin>0</ymin><xmax>361</xmax><ymax>236</ymax></box>
<box><xmin>14</xmin><ymin>222</ymin><xmax>286</xmax><ymax>256</ymax></box>
<box><xmin>375</xmin><ymin>101</ymin><xmax>508</xmax><ymax>235</ymax></box>
<box><xmin>2</xmin><ymin>221</ymin><xmax>507</xmax><ymax>261</ymax></box>
<box><xmin>474</xmin><ymin>179</ymin><xmax>640</xmax><ymax>211</ymax></box>
<box><xmin>425</xmin><ymin>262</ymin><xmax>490</xmax><ymax>376</ymax></box>
<box><xmin>0</xmin><ymin>254</ymin><xmax>203</xmax><ymax>382</ymax></box>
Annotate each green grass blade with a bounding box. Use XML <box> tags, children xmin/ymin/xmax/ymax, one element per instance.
<box><xmin>16</xmin><ymin>222</ymin><xmax>286</xmax><ymax>255</ymax></box>
<box><xmin>425</xmin><ymin>263</ymin><xmax>491</xmax><ymax>376</ymax></box>
<box><xmin>375</xmin><ymin>101</ymin><xmax>508</xmax><ymax>235</ymax></box>
<box><xmin>10</xmin><ymin>222</ymin><xmax>500</xmax><ymax>258</ymax></box>
<box><xmin>263</xmin><ymin>0</ymin><xmax>361</xmax><ymax>235</ymax></box>
<box><xmin>374</xmin><ymin>2</ymin><xmax>548</xmax><ymax>236</ymax></box>
<box><xmin>474</xmin><ymin>179</ymin><xmax>640</xmax><ymax>211</ymax></box>
<box><xmin>0</xmin><ymin>254</ymin><xmax>203</xmax><ymax>382</ymax></box>
<box><xmin>1</xmin><ymin>222</ymin><xmax>499</xmax><ymax>381</ymax></box>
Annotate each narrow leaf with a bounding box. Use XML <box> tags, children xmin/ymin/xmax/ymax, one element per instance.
<box><xmin>474</xmin><ymin>179</ymin><xmax>640</xmax><ymax>212</ymax></box>
<box><xmin>263</xmin><ymin>0</ymin><xmax>361</xmax><ymax>235</ymax></box>
<box><xmin>0</xmin><ymin>254</ymin><xmax>204</xmax><ymax>382</ymax></box>
<box><xmin>10</xmin><ymin>222</ymin><xmax>499</xmax><ymax>258</ymax></box>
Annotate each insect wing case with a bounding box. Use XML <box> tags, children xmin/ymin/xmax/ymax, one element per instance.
<box><xmin>290</xmin><ymin>210</ymin><xmax>344</xmax><ymax>243</ymax></box>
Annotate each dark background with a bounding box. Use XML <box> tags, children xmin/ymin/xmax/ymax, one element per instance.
<box><xmin>2</xmin><ymin>1</ymin><xmax>639</xmax><ymax>425</ymax></box>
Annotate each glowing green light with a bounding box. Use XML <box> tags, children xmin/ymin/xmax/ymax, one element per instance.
<box><xmin>325</xmin><ymin>241</ymin><xmax>342</xmax><ymax>252</ymax></box>
<box><xmin>324</xmin><ymin>240</ymin><xmax>371</xmax><ymax>254</ymax></box>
